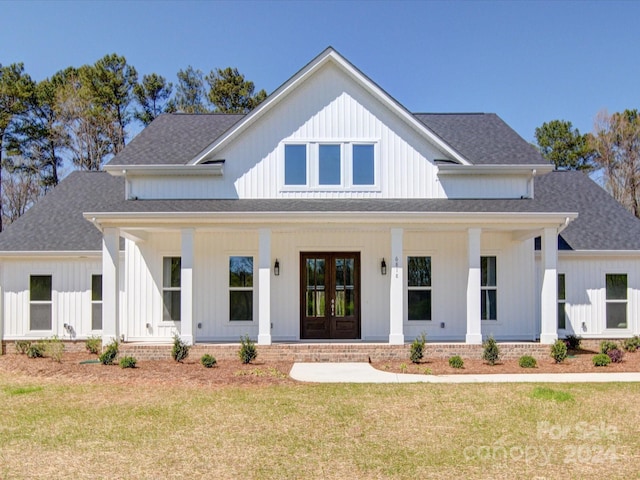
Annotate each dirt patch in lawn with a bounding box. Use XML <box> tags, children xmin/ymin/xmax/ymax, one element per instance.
<box><xmin>0</xmin><ymin>351</ymin><xmax>295</xmax><ymax>387</ymax></box>
<box><xmin>373</xmin><ymin>348</ymin><xmax>640</xmax><ymax>375</ymax></box>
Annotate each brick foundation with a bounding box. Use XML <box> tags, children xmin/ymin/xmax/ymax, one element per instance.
<box><xmin>0</xmin><ymin>338</ymin><xmax>628</xmax><ymax>361</ymax></box>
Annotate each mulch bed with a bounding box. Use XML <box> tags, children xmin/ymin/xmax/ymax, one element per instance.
<box><xmin>1</xmin><ymin>348</ymin><xmax>638</xmax><ymax>387</ymax></box>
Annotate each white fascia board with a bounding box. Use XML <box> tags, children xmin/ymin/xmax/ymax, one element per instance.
<box><xmin>189</xmin><ymin>47</ymin><xmax>471</xmax><ymax>166</ymax></box>
<box><xmin>437</xmin><ymin>164</ymin><xmax>554</xmax><ymax>175</ymax></box>
<box><xmin>84</xmin><ymin>210</ymin><xmax>578</xmax><ymax>230</ymax></box>
<box><xmin>0</xmin><ymin>251</ymin><xmax>103</xmax><ymax>258</ymax></box>
<box><xmin>554</xmin><ymin>250</ymin><xmax>640</xmax><ymax>258</ymax></box>
<box><xmin>105</xmin><ymin>164</ymin><xmax>224</xmax><ymax>177</ymax></box>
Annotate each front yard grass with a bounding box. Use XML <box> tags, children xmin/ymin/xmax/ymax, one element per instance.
<box><xmin>1</xmin><ymin>375</ymin><xmax>639</xmax><ymax>479</ymax></box>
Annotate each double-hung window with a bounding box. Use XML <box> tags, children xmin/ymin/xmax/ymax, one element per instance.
<box><xmin>352</xmin><ymin>144</ymin><xmax>375</xmax><ymax>186</ymax></box>
<box><xmin>30</xmin><ymin>275</ymin><xmax>52</xmax><ymax>331</ymax></box>
<box><xmin>605</xmin><ymin>274</ymin><xmax>627</xmax><ymax>329</ymax></box>
<box><xmin>284</xmin><ymin>144</ymin><xmax>307</xmax><ymax>185</ymax></box>
<box><xmin>318</xmin><ymin>144</ymin><xmax>341</xmax><ymax>185</ymax></box>
<box><xmin>407</xmin><ymin>256</ymin><xmax>432</xmax><ymax>321</ymax></box>
<box><xmin>481</xmin><ymin>256</ymin><xmax>497</xmax><ymax>320</ymax></box>
<box><xmin>91</xmin><ymin>274</ymin><xmax>103</xmax><ymax>330</ymax></box>
<box><xmin>229</xmin><ymin>256</ymin><xmax>253</xmax><ymax>321</ymax></box>
<box><xmin>163</xmin><ymin>257</ymin><xmax>181</xmax><ymax>322</ymax></box>
<box><xmin>557</xmin><ymin>274</ymin><xmax>566</xmax><ymax>330</ymax></box>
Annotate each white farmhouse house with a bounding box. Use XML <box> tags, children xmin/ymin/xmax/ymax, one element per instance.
<box><xmin>1</xmin><ymin>48</ymin><xmax>639</xmax><ymax>351</ymax></box>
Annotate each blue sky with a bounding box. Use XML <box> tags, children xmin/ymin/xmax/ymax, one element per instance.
<box><xmin>2</xmin><ymin>0</ymin><xmax>639</xmax><ymax>143</ymax></box>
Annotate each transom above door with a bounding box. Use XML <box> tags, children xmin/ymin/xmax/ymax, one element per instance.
<box><xmin>300</xmin><ymin>252</ymin><xmax>361</xmax><ymax>340</ymax></box>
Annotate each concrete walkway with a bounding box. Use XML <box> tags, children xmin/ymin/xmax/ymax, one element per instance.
<box><xmin>289</xmin><ymin>362</ymin><xmax>640</xmax><ymax>384</ymax></box>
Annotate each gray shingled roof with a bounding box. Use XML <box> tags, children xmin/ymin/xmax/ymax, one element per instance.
<box><xmin>105</xmin><ymin>112</ymin><xmax>549</xmax><ymax>167</ymax></box>
<box><xmin>0</xmin><ymin>172</ymin><xmax>124</xmax><ymax>252</ymax></box>
<box><xmin>2</xmin><ymin>170</ymin><xmax>638</xmax><ymax>252</ymax></box>
<box><xmin>415</xmin><ymin>113</ymin><xmax>549</xmax><ymax>166</ymax></box>
<box><xmin>107</xmin><ymin>114</ymin><xmax>244</xmax><ymax>166</ymax></box>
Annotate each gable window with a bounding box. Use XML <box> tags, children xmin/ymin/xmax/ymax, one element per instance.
<box><xmin>91</xmin><ymin>275</ymin><xmax>103</xmax><ymax>330</ymax></box>
<box><xmin>606</xmin><ymin>274</ymin><xmax>627</xmax><ymax>329</ymax></box>
<box><xmin>352</xmin><ymin>144</ymin><xmax>375</xmax><ymax>185</ymax></box>
<box><xmin>319</xmin><ymin>144</ymin><xmax>341</xmax><ymax>185</ymax></box>
<box><xmin>163</xmin><ymin>257</ymin><xmax>181</xmax><ymax>322</ymax></box>
<box><xmin>284</xmin><ymin>144</ymin><xmax>307</xmax><ymax>185</ymax></box>
<box><xmin>407</xmin><ymin>256</ymin><xmax>431</xmax><ymax>321</ymax></box>
<box><xmin>557</xmin><ymin>273</ymin><xmax>566</xmax><ymax>330</ymax></box>
<box><xmin>230</xmin><ymin>256</ymin><xmax>253</xmax><ymax>321</ymax></box>
<box><xmin>481</xmin><ymin>256</ymin><xmax>497</xmax><ymax>320</ymax></box>
<box><xmin>30</xmin><ymin>275</ymin><xmax>52</xmax><ymax>331</ymax></box>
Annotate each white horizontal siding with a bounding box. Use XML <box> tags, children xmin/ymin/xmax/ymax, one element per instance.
<box><xmin>439</xmin><ymin>175</ymin><xmax>530</xmax><ymax>199</ymax></box>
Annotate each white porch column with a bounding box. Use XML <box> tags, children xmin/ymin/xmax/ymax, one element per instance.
<box><xmin>102</xmin><ymin>227</ymin><xmax>119</xmax><ymax>346</ymax></box>
<box><xmin>180</xmin><ymin>228</ymin><xmax>194</xmax><ymax>345</ymax></box>
<box><xmin>389</xmin><ymin>228</ymin><xmax>404</xmax><ymax>345</ymax></box>
<box><xmin>540</xmin><ymin>227</ymin><xmax>558</xmax><ymax>344</ymax></box>
<box><xmin>466</xmin><ymin>228</ymin><xmax>482</xmax><ymax>344</ymax></box>
<box><xmin>258</xmin><ymin>228</ymin><xmax>272</xmax><ymax>345</ymax></box>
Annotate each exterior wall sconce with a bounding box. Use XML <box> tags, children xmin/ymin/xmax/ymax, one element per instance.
<box><xmin>274</xmin><ymin>259</ymin><xmax>280</xmax><ymax>276</ymax></box>
<box><xmin>381</xmin><ymin>258</ymin><xmax>387</xmax><ymax>275</ymax></box>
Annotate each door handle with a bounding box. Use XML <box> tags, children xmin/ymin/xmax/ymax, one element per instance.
<box><xmin>331</xmin><ymin>298</ymin><xmax>335</xmax><ymax>316</ymax></box>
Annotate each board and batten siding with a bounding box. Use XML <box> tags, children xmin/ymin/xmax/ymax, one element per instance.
<box><xmin>1</xmin><ymin>257</ymin><xmax>124</xmax><ymax>340</ymax></box>
<box><xmin>535</xmin><ymin>255</ymin><xmax>640</xmax><ymax>338</ymax></box>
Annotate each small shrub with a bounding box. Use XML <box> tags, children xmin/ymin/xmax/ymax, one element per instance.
<box><xmin>399</xmin><ymin>362</ymin><xmax>408</xmax><ymax>373</ymax></box>
<box><xmin>422</xmin><ymin>367</ymin><xmax>433</xmax><ymax>375</ymax></box>
<box><xmin>15</xmin><ymin>340</ymin><xmax>31</xmax><ymax>355</ymax></box>
<box><xmin>600</xmin><ymin>340</ymin><xmax>618</xmax><ymax>354</ymax></box>
<box><xmin>448</xmin><ymin>355</ymin><xmax>464</xmax><ymax>369</ymax></box>
<box><xmin>26</xmin><ymin>342</ymin><xmax>45</xmax><ymax>358</ymax></box>
<box><xmin>482</xmin><ymin>336</ymin><xmax>500</xmax><ymax>365</ymax></box>
<box><xmin>563</xmin><ymin>334</ymin><xmax>582</xmax><ymax>350</ymax></box>
<box><xmin>519</xmin><ymin>355</ymin><xmax>537</xmax><ymax>368</ymax></box>
<box><xmin>607</xmin><ymin>348</ymin><xmax>624</xmax><ymax>363</ymax></box>
<box><xmin>44</xmin><ymin>336</ymin><xmax>65</xmax><ymax>363</ymax></box>
<box><xmin>171</xmin><ymin>334</ymin><xmax>190</xmax><ymax>363</ymax></box>
<box><xmin>238</xmin><ymin>334</ymin><xmax>257</xmax><ymax>364</ymax></box>
<box><xmin>622</xmin><ymin>336</ymin><xmax>640</xmax><ymax>352</ymax></box>
<box><xmin>119</xmin><ymin>356</ymin><xmax>137</xmax><ymax>368</ymax></box>
<box><xmin>200</xmin><ymin>354</ymin><xmax>217</xmax><ymax>368</ymax></box>
<box><xmin>409</xmin><ymin>332</ymin><xmax>427</xmax><ymax>364</ymax></box>
<box><xmin>98</xmin><ymin>340</ymin><xmax>119</xmax><ymax>365</ymax></box>
<box><xmin>593</xmin><ymin>353</ymin><xmax>611</xmax><ymax>367</ymax></box>
<box><xmin>550</xmin><ymin>339</ymin><xmax>568</xmax><ymax>363</ymax></box>
<box><xmin>85</xmin><ymin>336</ymin><xmax>102</xmax><ymax>355</ymax></box>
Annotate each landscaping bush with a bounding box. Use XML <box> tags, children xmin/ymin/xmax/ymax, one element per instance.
<box><xmin>238</xmin><ymin>334</ymin><xmax>257</xmax><ymax>364</ymax></box>
<box><xmin>26</xmin><ymin>342</ymin><xmax>45</xmax><ymax>358</ymax></box>
<box><xmin>85</xmin><ymin>336</ymin><xmax>102</xmax><ymax>355</ymax></box>
<box><xmin>600</xmin><ymin>340</ymin><xmax>618</xmax><ymax>354</ymax></box>
<box><xmin>607</xmin><ymin>348</ymin><xmax>624</xmax><ymax>364</ymax></box>
<box><xmin>409</xmin><ymin>333</ymin><xmax>427</xmax><ymax>364</ymax></box>
<box><xmin>563</xmin><ymin>334</ymin><xmax>582</xmax><ymax>350</ymax></box>
<box><xmin>592</xmin><ymin>353</ymin><xmax>611</xmax><ymax>367</ymax></box>
<box><xmin>98</xmin><ymin>340</ymin><xmax>119</xmax><ymax>365</ymax></box>
<box><xmin>550</xmin><ymin>339</ymin><xmax>568</xmax><ymax>364</ymax></box>
<box><xmin>171</xmin><ymin>334</ymin><xmax>190</xmax><ymax>363</ymax></box>
<box><xmin>482</xmin><ymin>336</ymin><xmax>500</xmax><ymax>365</ymax></box>
<box><xmin>519</xmin><ymin>355</ymin><xmax>537</xmax><ymax>368</ymax></box>
<box><xmin>15</xmin><ymin>340</ymin><xmax>31</xmax><ymax>355</ymax></box>
<box><xmin>448</xmin><ymin>355</ymin><xmax>464</xmax><ymax>369</ymax></box>
<box><xmin>200</xmin><ymin>354</ymin><xmax>217</xmax><ymax>368</ymax></box>
<box><xmin>622</xmin><ymin>336</ymin><xmax>640</xmax><ymax>352</ymax></box>
<box><xmin>119</xmin><ymin>356</ymin><xmax>137</xmax><ymax>368</ymax></box>
<box><xmin>44</xmin><ymin>336</ymin><xmax>65</xmax><ymax>363</ymax></box>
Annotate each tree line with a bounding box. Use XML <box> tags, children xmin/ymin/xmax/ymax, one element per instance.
<box><xmin>0</xmin><ymin>54</ymin><xmax>266</xmax><ymax>230</ymax></box>
<box><xmin>535</xmin><ymin>110</ymin><xmax>640</xmax><ymax>218</ymax></box>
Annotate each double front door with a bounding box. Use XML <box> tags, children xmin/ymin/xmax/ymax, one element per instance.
<box><xmin>300</xmin><ymin>252</ymin><xmax>360</xmax><ymax>339</ymax></box>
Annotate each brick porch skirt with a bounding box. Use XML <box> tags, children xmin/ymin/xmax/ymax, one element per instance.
<box><xmin>2</xmin><ymin>339</ymin><xmax>613</xmax><ymax>362</ymax></box>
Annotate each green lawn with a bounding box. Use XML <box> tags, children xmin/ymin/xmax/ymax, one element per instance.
<box><xmin>1</xmin><ymin>376</ymin><xmax>639</xmax><ymax>479</ymax></box>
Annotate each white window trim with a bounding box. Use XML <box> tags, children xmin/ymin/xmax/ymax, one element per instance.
<box><xmin>280</xmin><ymin>140</ymin><xmax>381</xmax><ymax>192</ymax></box>
<box><xmin>28</xmin><ymin>274</ymin><xmax>54</xmax><ymax>335</ymax></box>
<box><xmin>160</xmin><ymin>254</ymin><xmax>181</xmax><ymax>326</ymax></box>
<box><xmin>228</xmin><ymin>253</ymin><xmax>256</xmax><ymax>324</ymax></box>
<box><xmin>480</xmin><ymin>255</ymin><xmax>498</xmax><ymax>322</ymax></box>
<box><xmin>404</xmin><ymin>253</ymin><xmax>434</xmax><ymax>324</ymax></box>
<box><xmin>604</xmin><ymin>273</ymin><xmax>630</xmax><ymax>332</ymax></box>
<box><xmin>557</xmin><ymin>273</ymin><xmax>567</xmax><ymax>331</ymax></box>
<box><xmin>90</xmin><ymin>272</ymin><xmax>103</xmax><ymax>333</ymax></box>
